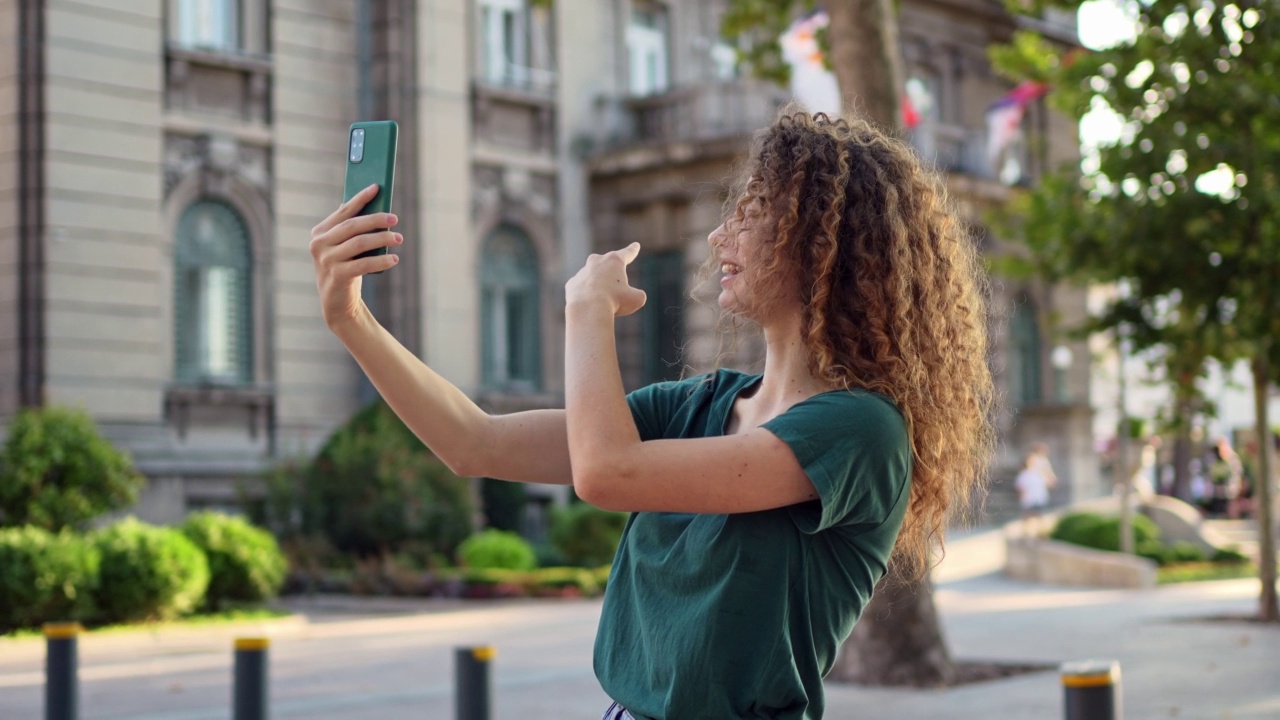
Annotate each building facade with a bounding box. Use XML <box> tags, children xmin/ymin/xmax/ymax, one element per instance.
<box><xmin>0</xmin><ymin>0</ymin><xmax>1096</xmax><ymax>527</ymax></box>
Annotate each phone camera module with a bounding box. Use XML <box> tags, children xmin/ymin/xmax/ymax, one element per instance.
<box><xmin>350</xmin><ymin>129</ymin><xmax>366</xmax><ymax>163</ymax></box>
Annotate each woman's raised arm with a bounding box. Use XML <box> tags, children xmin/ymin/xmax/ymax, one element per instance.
<box><xmin>310</xmin><ymin>185</ymin><xmax>573</xmax><ymax>485</ymax></box>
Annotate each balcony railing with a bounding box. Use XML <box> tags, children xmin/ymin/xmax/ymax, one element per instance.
<box><xmin>916</xmin><ymin>123</ymin><xmax>1034</xmax><ymax>185</ymax></box>
<box><xmin>596</xmin><ymin>80</ymin><xmax>1030</xmax><ymax>184</ymax></box>
<box><xmin>597</xmin><ymin>79</ymin><xmax>791</xmax><ymax>151</ymax></box>
<box><xmin>475</xmin><ymin>62</ymin><xmax>557</xmax><ymax>97</ymax></box>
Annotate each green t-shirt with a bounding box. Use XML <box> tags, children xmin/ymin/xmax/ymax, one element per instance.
<box><xmin>594</xmin><ymin>369</ymin><xmax>912</xmax><ymax>720</ymax></box>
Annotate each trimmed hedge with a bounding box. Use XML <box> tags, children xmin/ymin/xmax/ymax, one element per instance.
<box><xmin>0</xmin><ymin>527</ymin><xmax>99</xmax><ymax>631</ymax></box>
<box><xmin>458</xmin><ymin>529</ymin><xmax>536</xmax><ymax>571</ymax></box>
<box><xmin>181</xmin><ymin>512</ymin><xmax>286</xmax><ymax>610</ymax></box>
<box><xmin>1049</xmin><ymin>512</ymin><xmax>1160</xmax><ymax>553</ymax></box>
<box><xmin>94</xmin><ymin>519</ymin><xmax>209</xmax><ymax>623</ymax></box>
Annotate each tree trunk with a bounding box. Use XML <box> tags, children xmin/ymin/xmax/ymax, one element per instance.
<box><xmin>829</xmin><ymin>576</ymin><xmax>957</xmax><ymax>686</ymax></box>
<box><xmin>1251</xmin><ymin>347</ymin><xmax>1278</xmax><ymax>622</ymax></box>
<box><xmin>1172</xmin><ymin>408</ymin><xmax>1192</xmax><ymax>501</ymax></box>
<box><xmin>825</xmin><ymin>0</ymin><xmax>902</xmax><ymax>127</ymax></box>
<box><xmin>824</xmin><ymin>0</ymin><xmax>957</xmax><ymax>686</ymax></box>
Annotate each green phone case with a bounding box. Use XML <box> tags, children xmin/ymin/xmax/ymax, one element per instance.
<box><xmin>342</xmin><ymin>120</ymin><xmax>398</xmax><ymax>273</ymax></box>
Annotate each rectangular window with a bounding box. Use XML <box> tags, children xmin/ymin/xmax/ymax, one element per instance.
<box><xmin>639</xmin><ymin>250</ymin><xmax>685</xmax><ymax>384</ymax></box>
<box><xmin>482</xmin><ymin>287</ymin><xmax>540</xmax><ymax>390</ymax></box>
<box><xmin>182</xmin><ymin>265</ymin><xmax>241</xmax><ymax>382</ymax></box>
<box><xmin>201</xmin><ymin>266</ymin><xmax>235</xmax><ymax>379</ymax></box>
<box><xmin>627</xmin><ymin>5</ymin><xmax>669</xmax><ymax>96</ymax></box>
<box><xmin>174</xmin><ymin>0</ymin><xmax>239</xmax><ymax>52</ymax></box>
<box><xmin>479</xmin><ymin>0</ymin><xmax>528</xmax><ymax>87</ymax></box>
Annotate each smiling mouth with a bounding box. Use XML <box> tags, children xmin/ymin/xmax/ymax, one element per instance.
<box><xmin>721</xmin><ymin>263</ymin><xmax>742</xmax><ymax>275</ymax></box>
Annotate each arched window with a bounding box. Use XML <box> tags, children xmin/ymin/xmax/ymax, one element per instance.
<box><xmin>480</xmin><ymin>225</ymin><xmax>541</xmax><ymax>391</ymax></box>
<box><xmin>1009</xmin><ymin>297</ymin><xmax>1043</xmax><ymax>407</ymax></box>
<box><xmin>174</xmin><ymin>200</ymin><xmax>253</xmax><ymax>385</ymax></box>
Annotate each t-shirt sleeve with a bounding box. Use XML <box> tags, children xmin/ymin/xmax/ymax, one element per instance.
<box><xmin>762</xmin><ymin>392</ymin><xmax>912</xmax><ymax>534</ymax></box>
<box><xmin>625</xmin><ymin>378</ymin><xmax>697</xmax><ymax>442</ymax></box>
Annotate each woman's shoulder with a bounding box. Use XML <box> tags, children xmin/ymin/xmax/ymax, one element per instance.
<box><xmin>797</xmin><ymin>386</ymin><xmax>905</xmax><ymax>425</ymax></box>
<box><xmin>637</xmin><ymin>368</ymin><xmax>757</xmax><ymax>396</ymax></box>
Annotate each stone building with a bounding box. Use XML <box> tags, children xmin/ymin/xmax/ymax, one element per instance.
<box><xmin>0</xmin><ymin>0</ymin><xmax>1096</xmax><ymax>527</ymax></box>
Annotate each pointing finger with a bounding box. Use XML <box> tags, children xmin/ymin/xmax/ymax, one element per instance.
<box><xmin>617</xmin><ymin>242</ymin><xmax>641</xmax><ymax>265</ymax></box>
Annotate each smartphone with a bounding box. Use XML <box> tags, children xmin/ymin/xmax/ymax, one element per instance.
<box><xmin>342</xmin><ymin>120</ymin><xmax>398</xmax><ymax>273</ymax></box>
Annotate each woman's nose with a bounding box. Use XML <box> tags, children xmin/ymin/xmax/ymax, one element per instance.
<box><xmin>708</xmin><ymin>223</ymin><xmax>727</xmax><ymax>248</ymax></box>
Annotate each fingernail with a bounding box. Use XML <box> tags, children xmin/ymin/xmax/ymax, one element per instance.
<box><xmin>391</xmin><ymin>255</ymin><xmax>399</xmax><ymax>263</ymax></box>
<box><xmin>395</xmin><ymin>233</ymin><xmax>404</xmax><ymax>244</ymax></box>
<box><xmin>366</xmin><ymin>183</ymin><xmax>378</xmax><ymax>191</ymax></box>
<box><xmin>388</xmin><ymin>214</ymin><xmax>398</xmax><ymax>225</ymax></box>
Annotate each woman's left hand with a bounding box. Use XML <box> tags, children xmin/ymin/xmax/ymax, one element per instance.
<box><xmin>566</xmin><ymin>242</ymin><xmax>648</xmax><ymax>317</ymax></box>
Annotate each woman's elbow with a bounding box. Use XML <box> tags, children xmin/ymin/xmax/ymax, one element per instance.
<box><xmin>438</xmin><ymin>442</ymin><xmax>487</xmax><ymax>479</ymax></box>
<box><xmin>573</xmin><ymin>463</ymin><xmax>627</xmax><ymax>511</ymax></box>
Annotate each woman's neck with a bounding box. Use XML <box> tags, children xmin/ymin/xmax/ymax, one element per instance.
<box><xmin>751</xmin><ymin>311</ymin><xmax>837</xmax><ymax>412</ymax></box>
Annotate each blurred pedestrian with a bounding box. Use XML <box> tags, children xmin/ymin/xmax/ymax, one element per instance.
<box><xmin>1015</xmin><ymin>443</ymin><xmax>1056</xmax><ymax>536</ymax></box>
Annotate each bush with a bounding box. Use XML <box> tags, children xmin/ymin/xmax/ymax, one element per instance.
<box><xmin>533</xmin><ymin>542</ymin><xmax>567</xmax><ymax>568</ymax></box>
<box><xmin>1164</xmin><ymin>541</ymin><xmax>1207</xmax><ymax>564</ymax></box>
<box><xmin>94</xmin><ymin>519</ymin><xmax>209</xmax><ymax>623</ymax></box>
<box><xmin>1050</xmin><ymin>512</ymin><xmax>1161</xmax><ymax>553</ymax></box>
<box><xmin>1211</xmin><ymin>546</ymin><xmax>1250</xmax><ymax>564</ymax></box>
<box><xmin>0</xmin><ymin>406</ymin><xmax>145</xmax><ymax>531</ymax></box>
<box><xmin>1049</xmin><ymin>512</ymin><xmax>1106</xmax><ymax>545</ymax></box>
<box><xmin>458</xmin><ymin>529</ymin><xmax>536</xmax><ymax>571</ymax></box>
<box><xmin>258</xmin><ymin>401</ymin><xmax>473</xmax><ymax>560</ymax></box>
<box><xmin>181</xmin><ymin>512</ymin><xmax>286</xmax><ymax>610</ymax></box>
<box><xmin>549</xmin><ymin>503</ymin><xmax>628</xmax><ymax>567</ymax></box>
<box><xmin>481</xmin><ymin>478</ymin><xmax>527</xmax><ymax>533</ymax></box>
<box><xmin>0</xmin><ymin>527</ymin><xmax>100</xmax><ymax>632</ymax></box>
<box><xmin>525</xmin><ymin>567</ymin><xmax>601</xmax><ymax>596</ymax></box>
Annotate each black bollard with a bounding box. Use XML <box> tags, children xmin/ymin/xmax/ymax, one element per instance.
<box><xmin>1061</xmin><ymin>659</ymin><xmax>1121</xmax><ymax>720</ymax></box>
<box><xmin>455</xmin><ymin>646</ymin><xmax>495</xmax><ymax>720</ymax></box>
<box><xmin>233</xmin><ymin>637</ymin><xmax>269</xmax><ymax>720</ymax></box>
<box><xmin>44</xmin><ymin>622</ymin><xmax>80</xmax><ymax>720</ymax></box>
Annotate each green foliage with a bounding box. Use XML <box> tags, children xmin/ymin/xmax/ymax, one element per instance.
<box><xmin>533</xmin><ymin>541</ymin><xmax>567</xmax><ymax>568</ymax></box>
<box><xmin>1158</xmin><ymin>561</ymin><xmax>1258</xmax><ymax>585</ymax></box>
<box><xmin>94</xmin><ymin>519</ymin><xmax>209</xmax><ymax>623</ymax></box>
<box><xmin>257</xmin><ymin>400</ymin><xmax>474</xmax><ymax>560</ymax></box>
<box><xmin>1164</xmin><ymin>541</ymin><xmax>1207</xmax><ymax>564</ymax></box>
<box><xmin>721</xmin><ymin>0</ymin><xmax>816</xmax><ymax>86</ymax></box>
<box><xmin>0</xmin><ymin>406</ymin><xmax>145</xmax><ymax>531</ymax></box>
<box><xmin>1211</xmin><ymin>546</ymin><xmax>1250</xmax><ymax>565</ymax></box>
<box><xmin>991</xmin><ymin>2</ymin><xmax>1280</xmax><ymax>394</ymax></box>
<box><xmin>181</xmin><ymin>512</ymin><xmax>286</xmax><ymax>610</ymax></box>
<box><xmin>526</xmin><ymin>567</ymin><xmax>601</xmax><ymax>595</ymax></box>
<box><xmin>458</xmin><ymin>529</ymin><xmax>536</xmax><ymax>571</ymax></box>
<box><xmin>549</xmin><ymin>503</ymin><xmax>629</xmax><ymax>567</ymax></box>
<box><xmin>1050</xmin><ymin>512</ymin><xmax>1161</xmax><ymax>553</ymax></box>
<box><xmin>0</xmin><ymin>527</ymin><xmax>100</xmax><ymax>631</ymax></box>
<box><xmin>1048</xmin><ymin>512</ymin><xmax>1103</xmax><ymax>544</ymax></box>
<box><xmin>480</xmin><ymin>478</ymin><xmax>527</xmax><ymax>533</ymax></box>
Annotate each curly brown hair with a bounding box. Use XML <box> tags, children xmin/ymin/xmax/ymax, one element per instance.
<box><xmin>716</xmin><ymin>109</ymin><xmax>996</xmax><ymax>579</ymax></box>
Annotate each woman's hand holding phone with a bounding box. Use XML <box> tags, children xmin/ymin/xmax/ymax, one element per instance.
<box><xmin>309</xmin><ymin>183</ymin><xmax>403</xmax><ymax>329</ymax></box>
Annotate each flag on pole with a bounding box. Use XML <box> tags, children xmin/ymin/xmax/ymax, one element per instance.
<box><xmin>985</xmin><ymin>81</ymin><xmax>1049</xmax><ymax>178</ymax></box>
<box><xmin>780</xmin><ymin>11</ymin><xmax>840</xmax><ymax>115</ymax></box>
<box><xmin>779</xmin><ymin>11</ymin><xmax>948</xmax><ymax>128</ymax></box>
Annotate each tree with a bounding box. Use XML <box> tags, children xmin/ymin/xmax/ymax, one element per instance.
<box><xmin>0</xmin><ymin>406</ymin><xmax>144</xmax><ymax>531</ymax></box>
<box><xmin>994</xmin><ymin>0</ymin><xmax>1280</xmax><ymax>620</ymax></box>
<box><xmin>724</xmin><ymin>0</ymin><xmax>959</xmax><ymax>686</ymax></box>
<box><xmin>260</xmin><ymin>400</ymin><xmax>475</xmax><ymax>560</ymax></box>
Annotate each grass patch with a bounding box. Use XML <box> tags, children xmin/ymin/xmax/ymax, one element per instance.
<box><xmin>1158</xmin><ymin>562</ymin><xmax>1258</xmax><ymax>585</ymax></box>
<box><xmin>1</xmin><ymin>606</ymin><xmax>292</xmax><ymax>641</ymax></box>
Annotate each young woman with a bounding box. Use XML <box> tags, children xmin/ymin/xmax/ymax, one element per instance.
<box><xmin>309</xmin><ymin>110</ymin><xmax>995</xmax><ymax>719</ymax></box>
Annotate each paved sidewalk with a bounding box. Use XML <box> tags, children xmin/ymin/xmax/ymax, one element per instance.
<box><xmin>1</xmin><ymin>529</ymin><xmax>1275</xmax><ymax>719</ymax></box>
